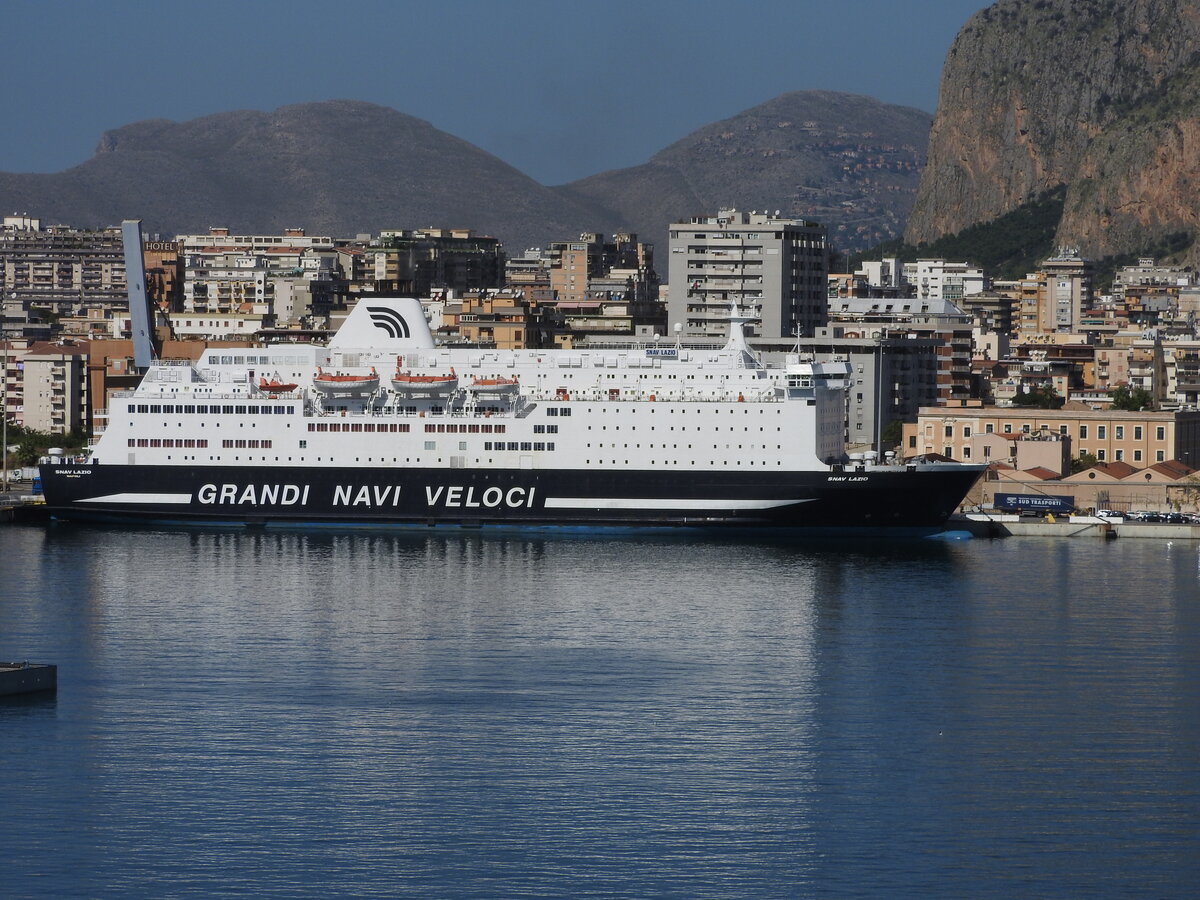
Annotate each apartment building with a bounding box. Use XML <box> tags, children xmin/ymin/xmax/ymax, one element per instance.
<box><xmin>1014</xmin><ymin>249</ymin><xmax>1094</xmax><ymax>336</ymax></box>
<box><xmin>372</xmin><ymin>228</ymin><xmax>504</xmax><ymax>298</ymax></box>
<box><xmin>1</xmin><ymin>217</ymin><xmax>126</xmax><ymax>317</ymax></box>
<box><xmin>547</xmin><ymin>232</ymin><xmax>657</xmax><ymax>306</ymax></box>
<box><xmin>795</xmin><ymin>327</ymin><xmax>940</xmax><ymax>451</ymax></box>
<box><xmin>901</xmin><ymin>259</ymin><xmax>987</xmax><ymax>302</ymax></box>
<box><xmin>825</xmin><ymin>296</ymin><xmax>973</xmax><ymax>403</ymax></box>
<box><xmin>179</xmin><ymin>227</ymin><xmax>337</xmax><ymax>325</ymax></box>
<box><xmin>667</xmin><ymin>209</ymin><xmax>827</xmax><ymax>340</ymax></box>
<box><xmin>456</xmin><ymin>289</ymin><xmax>539</xmax><ymax>349</ymax></box>
<box><xmin>20</xmin><ymin>340</ymin><xmax>89</xmax><ymax>434</ymax></box>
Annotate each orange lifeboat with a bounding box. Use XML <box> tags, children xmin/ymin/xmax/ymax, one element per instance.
<box><xmin>313</xmin><ymin>366</ymin><xmax>380</xmax><ymax>398</ymax></box>
<box><xmin>391</xmin><ymin>366</ymin><xmax>458</xmax><ymax>397</ymax></box>
<box><xmin>469</xmin><ymin>376</ymin><xmax>520</xmax><ymax>397</ymax></box>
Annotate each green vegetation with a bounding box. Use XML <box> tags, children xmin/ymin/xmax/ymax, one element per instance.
<box><xmin>848</xmin><ymin>187</ymin><xmax>1194</xmax><ymax>288</ymax></box>
<box><xmin>1071</xmin><ymin>452</ymin><xmax>1099</xmax><ymax>474</ymax></box>
<box><xmin>3</xmin><ymin>425</ymin><xmax>87</xmax><ymax>468</ymax></box>
<box><xmin>881</xmin><ymin>419</ymin><xmax>904</xmax><ymax>449</ymax></box>
<box><xmin>1091</xmin><ymin>232</ymin><xmax>1195</xmax><ymax>292</ymax></box>
<box><xmin>1011</xmin><ymin>385</ymin><xmax>1064</xmax><ymax>409</ymax></box>
<box><xmin>848</xmin><ymin>186</ymin><xmax>1067</xmax><ymax>280</ymax></box>
<box><xmin>1109</xmin><ymin>385</ymin><xmax>1154</xmax><ymax>411</ymax></box>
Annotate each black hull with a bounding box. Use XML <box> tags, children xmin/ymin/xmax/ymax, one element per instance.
<box><xmin>39</xmin><ymin>462</ymin><xmax>983</xmax><ymax>533</ymax></box>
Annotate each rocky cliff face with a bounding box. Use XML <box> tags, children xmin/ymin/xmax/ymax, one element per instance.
<box><xmin>906</xmin><ymin>0</ymin><xmax>1200</xmax><ymax>261</ymax></box>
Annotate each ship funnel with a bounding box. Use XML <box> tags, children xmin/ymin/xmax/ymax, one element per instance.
<box><xmin>329</xmin><ymin>297</ymin><xmax>437</xmax><ymax>350</ymax></box>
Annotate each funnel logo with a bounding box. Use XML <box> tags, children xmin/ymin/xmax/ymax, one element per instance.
<box><xmin>367</xmin><ymin>306</ymin><xmax>410</xmax><ymax>339</ymax></box>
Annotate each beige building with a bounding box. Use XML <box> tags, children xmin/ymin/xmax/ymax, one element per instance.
<box><xmin>976</xmin><ymin>459</ymin><xmax>1200</xmax><ymax>515</ymax></box>
<box><xmin>20</xmin><ymin>340</ymin><xmax>89</xmax><ymax>434</ymax></box>
<box><xmin>903</xmin><ymin>403</ymin><xmax>1200</xmax><ymax>469</ymax></box>
<box><xmin>668</xmin><ymin>209</ymin><xmax>827</xmax><ymax>340</ymax></box>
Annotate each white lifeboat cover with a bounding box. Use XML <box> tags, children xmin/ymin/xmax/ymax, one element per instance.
<box><xmin>328</xmin><ymin>297</ymin><xmax>436</xmax><ymax>350</ymax></box>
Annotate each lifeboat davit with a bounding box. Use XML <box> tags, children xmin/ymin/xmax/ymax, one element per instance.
<box><xmin>392</xmin><ymin>367</ymin><xmax>458</xmax><ymax>397</ymax></box>
<box><xmin>469</xmin><ymin>376</ymin><xmax>520</xmax><ymax>397</ymax></box>
<box><xmin>313</xmin><ymin>366</ymin><xmax>380</xmax><ymax>398</ymax></box>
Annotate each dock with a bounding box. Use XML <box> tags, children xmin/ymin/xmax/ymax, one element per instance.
<box><xmin>0</xmin><ymin>497</ymin><xmax>49</xmax><ymax>524</ymax></box>
<box><xmin>0</xmin><ymin>662</ymin><xmax>57</xmax><ymax>696</ymax></box>
<box><xmin>954</xmin><ymin>513</ymin><xmax>1200</xmax><ymax>540</ymax></box>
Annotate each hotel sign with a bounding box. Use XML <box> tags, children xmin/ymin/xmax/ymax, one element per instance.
<box><xmin>143</xmin><ymin>241</ymin><xmax>179</xmax><ymax>252</ymax></box>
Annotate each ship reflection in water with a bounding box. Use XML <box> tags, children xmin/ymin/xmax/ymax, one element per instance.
<box><xmin>2</xmin><ymin>525</ymin><xmax>1198</xmax><ymax>897</ymax></box>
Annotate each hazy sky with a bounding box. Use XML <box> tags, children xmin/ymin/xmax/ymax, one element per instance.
<box><xmin>4</xmin><ymin>0</ymin><xmax>988</xmax><ymax>185</ymax></box>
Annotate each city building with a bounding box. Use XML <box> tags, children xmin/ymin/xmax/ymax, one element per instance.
<box><xmin>1</xmin><ymin>217</ymin><xmax>126</xmax><ymax>320</ymax></box>
<box><xmin>795</xmin><ymin>326</ymin><xmax>941</xmax><ymax>451</ymax></box>
<box><xmin>901</xmin><ymin>259</ymin><xmax>987</xmax><ymax>302</ymax></box>
<box><xmin>825</xmin><ymin>295</ymin><xmax>973</xmax><ymax>403</ymax></box>
<box><xmin>370</xmin><ymin>228</ymin><xmax>504</xmax><ymax>298</ymax></box>
<box><xmin>178</xmin><ymin>227</ymin><xmax>337</xmax><ymax>326</ymax></box>
<box><xmin>456</xmin><ymin>289</ymin><xmax>540</xmax><ymax>349</ymax></box>
<box><xmin>19</xmin><ymin>340</ymin><xmax>89</xmax><ymax>434</ymax></box>
<box><xmin>903</xmin><ymin>404</ymin><xmax>1200</xmax><ymax>469</ymax></box>
<box><xmin>1014</xmin><ymin>248</ymin><xmax>1095</xmax><ymax>336</ymax></box>
<box><xmin>667</xmin><ymin>209</ymin><xmax>827</xmax><ymax>340</ymax></box>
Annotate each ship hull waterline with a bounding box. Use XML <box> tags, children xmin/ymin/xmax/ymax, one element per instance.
<box><xmin>40</xmin><ymin>462</ymin><xmax>983</xmax><ymax>534</ymax></box>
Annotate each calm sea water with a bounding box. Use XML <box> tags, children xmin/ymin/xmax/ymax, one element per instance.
<box><xmin>1</xmin><ymin>523</ymin><xmax>1198</xmax><ymax>898</ymax></box>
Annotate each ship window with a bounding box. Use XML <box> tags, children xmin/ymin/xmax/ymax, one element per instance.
<box><xmin>150</xmin><ymin>405</ymin><xmax>162</xmax><ymax>414</ymax></box>
<box><xmin>185</xmin><ymin>405</ymin><xmax>196</xmax><ymax>414</ymax></box>
<box><xmin>508</xmin><ymin>442</ymin><xmax>519</xmax><ymax>450</ymax></box>
<box><xmin>223</xmin><ymin>406</ymin><xmax>234</xmax><ymax>414</ymax></box>
<box><xmin>424</xmin><ymin>441</ymin><xmax>436</xmax><ymax>450</ymax></box>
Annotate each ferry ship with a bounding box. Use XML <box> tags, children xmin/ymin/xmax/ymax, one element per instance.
<box><xmin>39</xmin><ymin>299</ymin><xmax>983</xmax><ymax>531</ymax></box>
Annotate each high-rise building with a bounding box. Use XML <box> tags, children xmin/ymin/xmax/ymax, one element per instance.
<box><xmin>1</xmin><ymin>217</ymin><xmax>126</xmax><ymax>319</ymax></box>
<box><xmin>1015</xmin><ymin>249</ymin><xmax>1094</xmax><ymax>336</ymax></box>
<box><xmin>667</xmin><ymin>209</ymin><xmax>827</xmax><ymax>339</ymax></box>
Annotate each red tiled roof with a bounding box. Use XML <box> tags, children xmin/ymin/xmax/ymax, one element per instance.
<box><xmin>1022</xmin><ymin>466</ymin><xmax>1061</xmax><ymax>480</ymax></box>
<box><xmin>1144</xmin><ymin>460</ymin><xmax>1197</xmax><ymax>480</ymax></box>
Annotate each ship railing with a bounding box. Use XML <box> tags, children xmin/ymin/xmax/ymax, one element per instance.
<box><xmin>108</xmin><ymin>390</ymin><xmax>302</xmax><ymax>400</ymax></box>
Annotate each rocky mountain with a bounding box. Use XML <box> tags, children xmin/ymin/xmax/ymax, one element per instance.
<box><xmin>0</xmin><ymin>93</ymin><xmax>928</xmax><ymax>257</ymax></box>
<box><xmin>558</xmin><ymin>91</ymin><xmax>931</xmax><ymax>254</ymax></box>
<box><xmin>906</xmin><ymin>0</ymin><xmax>1200</xmax><ymax>264</ymax></box>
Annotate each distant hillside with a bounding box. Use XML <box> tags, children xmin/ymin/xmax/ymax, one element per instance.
<box><xmin>0</xmin><ymin>101</ymin><xmax>620</xmax><ymax>251</ymax></box>
<box><xmin>0</xmin><ymin>93</ymin><xmax>930</xmax><ymax>259</ymax></box>
<box><xmin>907</xmin><ymin>0</ymin><xmax>1200</xmax><ymax>267</ymax></box>
<box><xmin>558</xmin><ymin>91</ymin><xmax>930</xmax><ymax>254</ymax></box>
